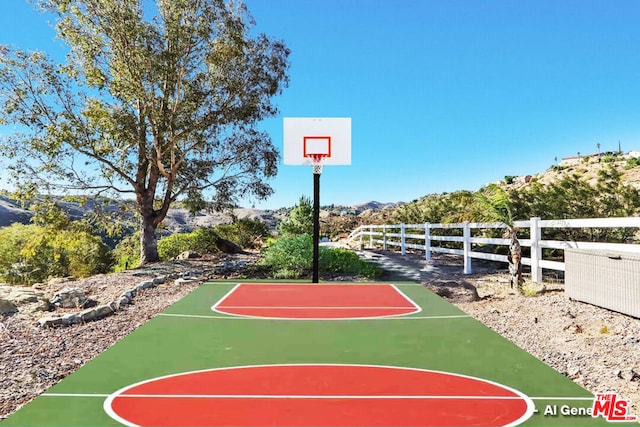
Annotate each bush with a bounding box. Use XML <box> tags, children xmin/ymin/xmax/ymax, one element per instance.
<box><xmin>259</xmin><ymin>234</ymin><xmax>383</xmax><ymax>279</ymax></box>
<box><xmin>625</xmin><ymin>157</ymin><xmax>640</xmax><ymax>169</ymax></box>
<box><xmin>157</xmin><ymin>227</ymin><xmax>220</xmax><ymax>261</ymax></box>
<box><xmin>216</xmin><ymin>218</ymin><xmax>271</xmax><ymax>249</ymax></box>
<box><xmin>0</xmin><ymin>223</ymin><xmax>113</xmax><ymax>285</ymax></box>
<box><xmin>112</xmin><ymin>233</ymin><xmax>140</xmax><ymax>271</ymax></box>
<box><xmin>323</xmin><ymin>248</ymin><xmax>383</xmax><ymax>278</ymax></box>
<box><xmin>259</xmin><ymin>234</ymin><xmax>315</xmax><ymax>278</ymax></box>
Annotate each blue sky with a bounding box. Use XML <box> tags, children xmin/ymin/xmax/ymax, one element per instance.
<box><xmin>2</xmin><ymin>1</ymin><xmax>640</xmax><ymax>209</ymax></box>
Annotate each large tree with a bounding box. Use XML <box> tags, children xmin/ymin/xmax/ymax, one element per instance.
<box><xmin>0</xmin><ymin>0</ymin><xmax>289</xmax><ymax>264</ymax></box>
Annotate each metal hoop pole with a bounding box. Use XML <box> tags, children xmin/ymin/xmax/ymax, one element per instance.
<box><xmin>312</xmin><ymin>169</ymin><xmax>320</xmax><ymax>283</ymax></box>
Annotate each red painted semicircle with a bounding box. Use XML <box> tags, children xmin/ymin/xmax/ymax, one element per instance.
<box><xmin>104</xmin><ymin>364</ymin><xmax>535</xmax><ymax>427</ymax></box>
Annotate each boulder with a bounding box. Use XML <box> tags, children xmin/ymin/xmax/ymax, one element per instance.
<box><xmin>136</xmin><ymin>280</ymin><xmax>155</xmax><ymax>291</ymax></box>
<box><xmin>215</xmin><ymin>238</ymin><xmax>247</xmax><ymax>254</ymax></box>
<box><xmin>174</xmin><ymin>277</ymin><xmax>199</xmax><ymax>285</ymax></box>
<box><xmin>0</xmin><ymin>298</ymin><xmax>18</xmax><ymax>316</ymax></box>
<box><xmin>79</xmin><ymin>308</ymin><xmax>97</xmax><ymax>322</ymax></box>
<box><xmin>61</xmin><ymin>313</ymin><xmax>81</xmax><ymax>326</ymax></box>
<box><xmin>37</xmin><ymin>316</ymin><xmax>63</xmax><ymax>328</ymax></box>
<box><xmin>0</xmin><ymin>285</ymin><xmax>50</xmax><ymax>313</ymax></box>
<box><xmin>152</xmin><ymin>276</ymin><xmax>166</xmax><ymax>285</ymax></box>
<box><xmin>51</xmin><ymin>288</ymin><xmax>96</xmax><ymax>309</ymax></box>
<box><xmin>94</xmin><ymin>305</ymin><xmax>114</xmax><ymax>319</ymax></box>
<box><xmin>176</xmin><ymin>251</ymin><xmax>201</xmax><ymax>260</ymax></box>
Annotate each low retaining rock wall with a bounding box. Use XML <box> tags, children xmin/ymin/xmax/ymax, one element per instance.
<box><xmin>36</xmin><ymin>270</ymin><xmax>203</xmax><ymax>328</ymax></box>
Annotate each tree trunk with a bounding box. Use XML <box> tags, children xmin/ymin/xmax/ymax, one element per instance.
<box><xmin>140</xmin><ymin>214</ymin><xmax>160</xmax><ymax>265</ymax></box>
<box><xmin>507</xmin><ymin>230</ymin><xmax>523</xmax><ymax>289</ymax></box>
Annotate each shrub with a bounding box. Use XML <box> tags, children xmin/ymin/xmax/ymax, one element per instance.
<box><xmin>112</xmin><ymin>233</ymin><xmax>140</xmax><ymax>271</ymax></box>
<box><xmin>157</xmin><ymin>227</ymin><xmax>220</xmax><ymax>261</ymax></box>
<box><xmin>0</xmin><ymin>223</ymin><xmax>113</xmax><ymax>285</ymax></box>
<box><xmin>625</xmin><ymin>157</ymin><xmax>640</xmax><ymax>169</ymax></box>
<box><xmin>259</xmin><ymin>234</ymin><xmax>315</xmax><ymax>278</ymax></box>
<box><xmin>323</xmin><ymin>248</ymin><xmax>383</xmax><ymax>278</ymax></box>
<box><xmin>216</xmin><ymin>218</ymin><xmax>271</xmax><ymax>249</ymax></box>
<box><xmin>259</xmin><ymin>234</ymin><xmax>383</xmax><ymax>279</ymax></box>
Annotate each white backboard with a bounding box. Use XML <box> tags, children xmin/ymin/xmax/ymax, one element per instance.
<box><xmin>283</xmin><ymin>117</ymin><xmax>351</xmax><ymax>165</ymax></box>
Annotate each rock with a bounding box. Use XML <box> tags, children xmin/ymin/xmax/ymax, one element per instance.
<box><xmin>118</xmin><ymin>295</ymin><xmax>130</xmax><ymax>306</ymax></box>
<box><xmin>94</xmin><ymin>305</ymin><xmax>114</xmax><ymax>319</ymax></box>
<box><xmin>0</xmin><ymin>285</ymin><xmax>50</xmax><ymax>312</ymax></box>
<box><xmin>61</xmin><ymin>313</ymin><xmax>81</xmax><ymax>326</ymax></box>
<box><xmin>79</xmin><ymin>308</ymin><xmax>97</xmax><ymax>322</ymax></box>
<box><xmin>0</xmin><ymin>298</ymin><xmax>18</xmax><ymax>316</ymax></box>
<box><xmin>136</xmin><ymin>281</ymin><xmax>155</xmax><ymax>290</ymax></box>
<box><xmin>152</xmin><ymin>276</ymin><xmax>166</xmax><ymax>285</ymax></box>
<box><xmin>216</xmin><ymin>238</ymin><xmax>247</xmax><ymax>254</ymax></box>
<box><xmin>176</xmin><ymin>251</ymin><xmax>201</xmax><ymax>260</ymax></box>
<box><xmin>37</xmin><ymin>316</ymin><xmax>63</xmax><ymax>328</ymax></box>
<box><xmin>175</xmin><ymin>277</ymin><xmax>199</xmax><ymax>285</ymax></box>
<box><xmin>51</xmin><ymin>288</ymin><xmax>96</xmax><ymax>309</ymax></box>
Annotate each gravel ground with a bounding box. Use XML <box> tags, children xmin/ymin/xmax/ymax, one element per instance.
<box><xmin>0</xmin><ymin>254</ymin><xmax>257</xmax><ymax>421</ymax></box>
<box><xmin>1</xmin><ymin>250</ymin><xmax>639</xmax><ymax>423</ymax></box>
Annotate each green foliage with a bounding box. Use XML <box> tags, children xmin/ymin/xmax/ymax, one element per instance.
<box><xmin>625</xmin><ymin>157</ymin><xmax>640</xmax><ymax>169</ymax></box>
<box><xmin>601</xmin><ymin>152</ymin><xmax>620</xmax><ymax>163</ymax></box>
<box><xmin>157</xmin><ymin>227</ymin><xmax>220</xmax><ymax>261</ymax></box>
<box><xmin>30</xmin><ymin>200</ymin><xmax>71</xmax><ymax>229</ymax></box>
<box><xmin>504</xmin><ymin>175</ymin><xmax>515</xmax><ymax>185</ymax></box>
<box><xmin>0</xmin><ymin>0</ymin><xmax>290</xmax><ymax>264</ymax></box>
<box><xmin>473</xmin><ymin>184</ymin><xmax>514</xmax><ymax>226</ymax></box>
<box><xmin>323</xmin><ymin>248</ymin><xmax>383</xmax><ymax>278</ymax></box>
<box><xmin>392</xmin><ymin>191</ymin><xmax>476</xmax><ymax>225</ymax></box>
<box><xmin>279</xmin><ymin>196</ymin><xmax>314</xmax><ymax>237</ymax></box>
<box><xmin>112</xmin><ymin>233</ymin><xmax>140</xmax><ymax>272</ymax></box>
<box><xmin>0</xmin><ymin>223</ymin><xmax>113</xmax><ymax>285</ymax></box>
<box><xmin>216</xmin><ymin>218</ymin><xmax>271</xmax><ymax>249</ymax></box>
<box><xmin>259</xmin><ymin>234</ymin><xmax>314</xmax><ymax>278</ymax></box>
<box><xmin>259</xmin><ymin>234</ymin><xmax>382</xmax><ymax>279</ymax></box>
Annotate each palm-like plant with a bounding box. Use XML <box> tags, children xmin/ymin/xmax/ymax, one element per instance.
<box><xmin>473</xmin><ymin>184</ymin><xmax>523</xmax><ymax>289</ymax></box>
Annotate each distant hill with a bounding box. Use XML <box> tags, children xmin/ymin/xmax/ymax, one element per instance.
<box><xmin>0</xmin><ymin>196</ymin><xmax>31</xmax><ymax>227</ymax></box>
<box><xmin>4</xmin><ymin>151</ymin><xmax>636</xmax><ymax>236</ymax></box>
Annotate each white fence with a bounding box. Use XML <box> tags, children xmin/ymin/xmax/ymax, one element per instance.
<box><xmin>346</xmin><ymin>217</ymin><xmax>640</xmax><ymax>282</ymax></box>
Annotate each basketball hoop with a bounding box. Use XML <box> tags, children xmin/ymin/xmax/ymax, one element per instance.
<box><xmin>310</xmin><ymin>154</ymin><xmax>324</xmax><ymax>175</ymax></box>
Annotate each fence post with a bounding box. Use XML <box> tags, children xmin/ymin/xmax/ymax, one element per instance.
<box><xmin>530</xmin><ymin>217</ymin><xmax>542</xmax><ymax>282</ymax></box>
<box><xmin>368</xmin><ymin>226</ymin><xmax>374</xmax><ymax>249</ymax></box>
<box><xmin>401</xmin><ymin>223</ymin><xmax>406</xmax><ymax>256</ymax></box>
<box><xmin>463</xmin><ymin>221</ymin><xmax>472</xmax><ymax>274</ymax></box>
<box><xmin>359</xmin><ymin>226</ymin><xmax>364</xmax><ymax>249</ymax></box>
<box><xmin>424</xmin><ymin>222</ymin><xmax>431</xmax><ymax>260</ymax></box>
<box><xmin>383</xmin><ymin>225</ymin><xmax>388</xmax><ymax>251</ymax></box>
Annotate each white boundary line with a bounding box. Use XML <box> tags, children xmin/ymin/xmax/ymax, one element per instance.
<box><xmin>158</xmin><ymin>313</ymin><xmax>472</xmax><ymax>321</ymax></box>
<box><xmin>209</xmin><ymin>283</ymin><xmax>423</xmax><ymax>320</ymax></box>
<box><xmin>42</xmin><ymin>392</ymin><xmax>595</xmax><ymax>401</ymax></box>
<box><xmin>101</xmin><ymin>363</ymin><xmax>537</xmax><ymax>427</ymax></box>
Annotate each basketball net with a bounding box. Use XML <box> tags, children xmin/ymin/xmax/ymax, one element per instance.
<box><xmin>310</xmin><ymin>154</ymin><xmax>324</xmax><ymax>175</ymax></box>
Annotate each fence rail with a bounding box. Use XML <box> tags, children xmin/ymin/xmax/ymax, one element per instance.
<box><xmin>345</xmin><ymin>217</ymin><xmax>640</xmax><ymax>282</ymax></box>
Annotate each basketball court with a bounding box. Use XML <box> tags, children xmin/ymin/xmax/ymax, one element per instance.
<box><xmin>3</xmin><ymin>120</ymin><xmax>635</xmax><ymax>426</ymax></box>
<box><xmin>2</xmin><ymin>281</ymin><xmax>634</xmax><ymax>426</ymax></box>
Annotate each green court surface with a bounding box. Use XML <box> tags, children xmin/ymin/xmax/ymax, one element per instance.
<box><xmin>2</xmin><ymin>281</ymin><xmax>636</xmax><ymax>426</ymax></box>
